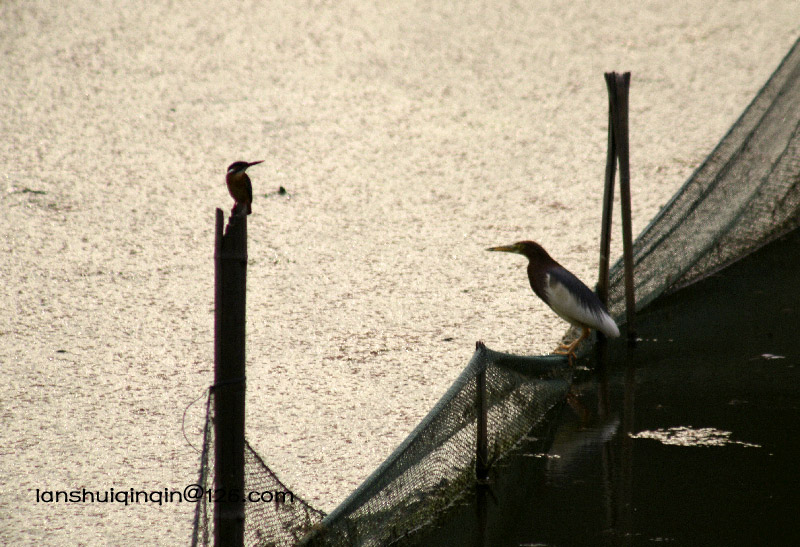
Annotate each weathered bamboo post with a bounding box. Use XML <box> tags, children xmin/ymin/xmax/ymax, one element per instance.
<box><xmin>599</xmin><ymin>72</ymin><xmax>637</xmax><ymax>344</ymax></box>
<box><xmin>475</xmin><ymin>341</ymin><xmax>489</xmax><ymax>482</ymax></box>
<box><xmin>213</xmin><ymin>209</ymin><xmax>247</xmax><ymax>547</ymax></box>
<box><xmin>597</xmin><ymin>75</ymin><xmax>618</xmax><ymax>307</ymax></box>
<box><xmin>613</xmin><ymin>73</ymin><xmax>637</xmax><ymax>343</ymax></box>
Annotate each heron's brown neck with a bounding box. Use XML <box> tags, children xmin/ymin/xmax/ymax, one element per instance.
<box><xmin>518</xmin><ymin>241</ymin><xmax>558</xmax><ymax>267</ymax></box>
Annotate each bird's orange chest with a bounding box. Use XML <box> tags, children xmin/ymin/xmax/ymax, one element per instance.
<box><xmin>226</xmin><ymin>172</ymin><xmax>251</xmax><ymax>201</ymax></box>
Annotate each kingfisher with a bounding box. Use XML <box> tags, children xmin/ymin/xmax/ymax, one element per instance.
<box><xmin>487</xmin><ymin>240</ymin><xmax>619</xmax><ymax>360</ymax></box>
<box><xmin>225</xmin><ymin>160</ymin><xmax>263</xmax><ymax>216</ymax></box>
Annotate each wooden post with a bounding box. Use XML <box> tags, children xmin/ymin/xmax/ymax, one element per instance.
<box><xmin>213</xmin><ymin>209</ymin><xmax>247</xmax><ymax>547</ymax></box>
<box><xmin>600</xmin><ymin>72</ymin><xmax>637</xmax><ymax>344</ymax></box>
<box><xmin>476</xmin><ymin>369</ymin><xmax>489</xmax><ymax>481</ymax></box>
<box><xmin>597</xmin><ymin>74</ymin><xmax>618</xmax><ymax>307</ymax></box>
<box><xmin>475</xmin><ymin>342</ymin><xmax>489</xmax><ymax>482</ymax></box>
<box><xmin>612</xmin><ymin>73</ymin><xmax>637</xmax><ymax>343</ymax></box>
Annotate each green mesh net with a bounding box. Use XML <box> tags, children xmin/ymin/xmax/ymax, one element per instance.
<box><xmin>191</xmin><ymin>395</ymin><xmax>327</xmax><ymax>547</ymax></box>
<box><xmin>605</xmin><ymin>36</ymin><xmax>800</xmax><ymax>317</ymax></box>
<box><xmin>192</xmin><ymin>36</ymin><xmax>800</xmax><ymax>547</ymax></box>
<box><xmin>192</xmin><ymin>350</ymin><xmax>570</xmax><ymax>547</ymax></box>
<box><xmin>301</xmin><ymin>350</ymin><xmax>570</xmax><ymax>547</ymax></box>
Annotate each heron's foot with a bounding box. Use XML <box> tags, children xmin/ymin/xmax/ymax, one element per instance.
<box><xmin>552</xmin><ymin>345</ymin><xmax>577</xmax><ymax>365</ymax></box>
<box><xmin>552</xmin><ymin>327</ymin><xmax>591</xmax><ymax>366</ymax></box>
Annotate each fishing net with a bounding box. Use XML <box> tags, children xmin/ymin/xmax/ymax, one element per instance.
<box><xmin>192</xmin><ymin>36</ymin><xmax>800</xmax><ymax>547</ymax></box>
<box><xmin>191</xmin><ymin>393</ymin><xmax>327</xmax><ymax>547</ymax></box>
<box><xmin>192</xmin><ymin>350</ymin><xmax>570</xmax><ymax>547</ymax></box>
<box><xmin>300</xmin><ymin>350</ymin><xmax>570</xmax><ymax>547</ymax></box>
<box><xmin>605</xmin><ymin>37</ymin><xmax>800</xmax><ymax>316</ymax></box>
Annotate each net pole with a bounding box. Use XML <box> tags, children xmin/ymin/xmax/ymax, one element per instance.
<box><xmin>475</xmin><ymin>343</ymin><xmax>489</xmax><ymax>482</ymax></box>
<box><xmin>598</xmin><ymin>73</ymin><xmax>618</xmax><ymax>309</ymax></box>
<box><xmin>613</xmin><ymin>72</ymin><xmax>637</xmax><ymax>342</ymax></box>
<box><xmin>213</xmin><ymin>209</ymin><xmax>247</xmax><ymax>547</ymax></box>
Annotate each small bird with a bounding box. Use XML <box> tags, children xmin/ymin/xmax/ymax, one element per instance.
<box><xmin>225</xmin><ymin>160</ymin><xmax>263</xmax><ymax>216</ymax></box>
<box><xmin>487</xmin><ymin>240</ymin><xmax>619</xmax><ymax>360</ymax></box>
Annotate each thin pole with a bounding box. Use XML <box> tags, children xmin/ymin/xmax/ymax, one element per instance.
<box><xmin>213</xmin><ymin>209</ymin><xmax>247</xmax><ymax>547</ymax></box>
<box><xmin>476</xmin><ymin>368</ymin><xmax>488</xmax><ymax>482</ymax></box>
<box><xmin>597</xmin><ymin>73</ymin><xmax>618</xmax><ymax>307</ymax></box>
<box><xmin>613</xmin><ymin>73</ymin><xmax>637</xmax><ymax>343</ymax></box>
<box><xmin>475</xmin><ymin>342</ymin><xmax>489</xmax><ymax>482</ymax></box>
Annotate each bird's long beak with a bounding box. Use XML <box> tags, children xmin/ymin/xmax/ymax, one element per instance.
<box><xmin>486</xmin><ymin>244</ymin><xmax>519</xmax><ymax>253</ymax></box>
<box><xmin>247</xmin><ymin>160</ymin><xmax>264</xmax><ymax>168</ymax></box>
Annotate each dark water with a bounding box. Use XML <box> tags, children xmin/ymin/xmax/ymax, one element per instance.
<box><xmin>406</xmin><ymin>228</ymin><xmax>800</xmax><ymax>546</ymax></box>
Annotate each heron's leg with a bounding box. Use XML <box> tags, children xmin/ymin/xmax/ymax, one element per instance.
<box><xmin>553</xmin><ymin>327</ymin><xmax>591</xmax><ymax>361</ymax></box>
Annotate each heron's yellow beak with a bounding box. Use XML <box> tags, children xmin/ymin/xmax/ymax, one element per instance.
<box><xmin>486</xmin><ymin>244</ymin><xmax>520</xmax><ymax>254</ymax></box>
